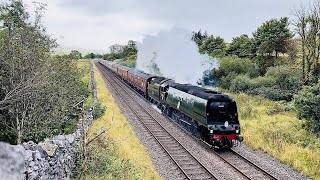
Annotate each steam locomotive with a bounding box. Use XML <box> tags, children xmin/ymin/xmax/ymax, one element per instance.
<box><xmin>99</xmin><ymin>60</ymin><xmax>243</xmax><ymax>148</ymax></box>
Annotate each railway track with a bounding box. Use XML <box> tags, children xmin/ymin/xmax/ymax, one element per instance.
<box><xmin>164</xmin><ymin>113</ymin><xmax>279</xmax><ymax>180</ymax></box>
<box><xmin>96</xmin><ymin>62</ymin><xmax>218</xmax><ymax>180</ymax></box>
<box><xmin>96</xmin><ymin>61</ymin><xmax>279</xmax><ymax>180</ymax></box>
<box><xmin>212</xmin><ymin>148</ymin><xmax>278</xmax><ymax>180</ymax></box>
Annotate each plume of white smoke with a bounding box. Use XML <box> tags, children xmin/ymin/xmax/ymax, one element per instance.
<box><xmin>136</xmin><ymin>28</ymin><xmax>218</xmax><ymax>85</ymax></box>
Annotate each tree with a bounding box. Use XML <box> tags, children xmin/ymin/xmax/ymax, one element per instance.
<box><xmin>200</xmin><ymin>35</ymin><xmax>226</xmax><ymax>58</ymax></box>
<box><xmin>0</xmin><ymin>1</ymin><xmax>85</xmax><ymax>144</ymax></box>
<box><xmin>69</xmin><ymin>50</ymin><xmax>82</xmax><ymax>59</ymax></box>
<box><xmin>109</xmin><ymin>44</ymin><xmax>123</xmax><ymax>54</ymax></box>
<box><xmin>84</xmin><ymin>53</ymin><xmax>96</xmax><ymax>59</ymax></box>
<box><xmin>127</xmin><ymin>40</ymin><xmax>137</xmax><ymax>51</ymax></box>
<box><xmin>192</xmin><ymin>30</ymin><xmax>208</xmax><ymax>47</ymax></box>
<box><xmin>252</xmin><ymin>17</ymin><xmax>294</xmax><ymax>58</ymax></box>
<box><xmin>104</xmin><ymin>40</ymin><xmax>137</xmax><ymax>61</ymax></box>
<box><xmin>227</xmin><ymin>34</ymin><xmax>252</xmax><ymax>57</ymax></box>
<box><xmin>293</xmin><ymin>2</ymin><xmax>320</xmax><ymax>84</ymax></box>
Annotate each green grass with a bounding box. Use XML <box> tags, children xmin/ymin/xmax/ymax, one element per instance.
<box><xmin>84</xmin><ymin>64</ymin><xmax>160</xmax><ymax>179</ymax></box>
<box><xmin>77</xmin><ymin>59</ymin><xmax>93</xmax><ymax>109</ymax></box>
<box><xmin>223</xmin><ymin>91</ymin><xmax>320</xmax><ymax>179</ymax></box>
<box><xmin>115</xmin><ymin>55</ymin><xmax>136</xmax><ymax>68</ymax></box>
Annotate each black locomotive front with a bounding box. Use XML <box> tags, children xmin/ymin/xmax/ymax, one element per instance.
<box><xmin>206</xmin><ymin>96</ymin><xmax>243</xmax><ymax>148</ymax></box>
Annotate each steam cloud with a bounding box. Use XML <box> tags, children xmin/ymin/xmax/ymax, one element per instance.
<box><xmin>136</xmin><ymin>28</ymin><xmax>218</xmax><ymax>85</ymax></box>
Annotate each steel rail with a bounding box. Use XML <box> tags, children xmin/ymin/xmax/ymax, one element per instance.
<box><xmin>96</xmin><ymin>62</ymin><xmax>218</xmax><ymax>180</ymax></box>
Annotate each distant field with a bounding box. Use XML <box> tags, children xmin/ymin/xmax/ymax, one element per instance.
<box><xmin>225</xmin><ymin>91</ymin><xmax>320</xmax><ymax>179</ymax></box>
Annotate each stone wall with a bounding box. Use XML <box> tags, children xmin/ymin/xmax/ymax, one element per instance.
<box><xmin>0</xmin><ymin>61</ymin><xmax>97</xmax><ymax>180</ymax></box>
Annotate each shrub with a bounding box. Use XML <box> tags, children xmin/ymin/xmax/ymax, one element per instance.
<box><xmin>250</xmin><ymin>86</ymin><xmax>293</xmax><ymax>101</ymax></box>
<box><xmin>219</xmin><ymin>72</ymin><xmax>237</xmax><ymax>89</ymax></box>
<box><xmin>293</xmin><ymin>80</ymin><xmax>320</xmax><ymax>135</ymax></box>
<box><xmin>220</xmin><ymin>56</ymin><xmax>258</xmax><ymax>77</ymax></box>
<box><xmin>251</xmin><ymin>76</ymin><xmax>276</xmax><ymax>87</ymax></box>
<box><xmin>250</xmin><ymin>65</ymin><xmax>302</xmax><ymax>101</ymax></box>
<box><xmin>229</xmin><ymin>75</ymin><xmax>253</xmax><ymax>93</ymax></box>
<box><xmin>265</xmin><ymin>65</ymin><xmax>302</xmax><ymax>91</ymax></box>
<box><xmin>119</xmin><ymin>55</ymin><xmax>136</xmax><ymax>68</ymax></box>
<box><xmin>254</xmin><ymin>56</ymin><xmax>276</xmax><ymax>75</ymax></box>
<box><xmin>74</xmin><ymin>143</ymin><xmax>140</xmax><ymax>179</ymax></box>
<box><xmin>93</xmin><ymin>101</ymin><xmax>106</xmax><ymax>119</ymax></box>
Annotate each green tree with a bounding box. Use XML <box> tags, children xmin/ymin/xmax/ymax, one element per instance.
<box><xmin>252</xmin><ymin>17</ymin><xmax>294</xmax><ymax>58</ymax></box>
<box><xmin>200</xmin><ymin>35</ymin><xmax>226</xmax><ymax>58</ymax></box>
<box><xmin>84</xmin><ymin>53</ymin><xmax>96</xmax><ymax>59</ymax></box>
<box><xmin>69</xmin><ymin>50</ymin><xmax>82</xmax><ymax>59</ymax></box>
<box><xmin>293</xmin><ymin>2</ymin><xmax>320</xmax><ymax>84</ymax></box>
<box><xmin>219</xmin><ymin>56</ymin><xmax>257</xmax><ymax>77</ymax></box>
<box><xmin>0</xmin><ymin>0</ymin><xmax>86</xmax><ymax>144</ymax></box>
<box><xmin>104</xmin><ymin>40</ymin><xmax>137</xmax><ymax>61</ymax></box>
<box><xmin>192</xmin><ymin>30</ymin><xmax>208</xmax><ymax>47</ymax></box>
<box><xmin>227</xmin><ymin>34</ymin><xmax>252</xmax><ymax>57</ymax></box>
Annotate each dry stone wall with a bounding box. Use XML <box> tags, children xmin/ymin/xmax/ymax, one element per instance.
<box><xmin>0</xmin><ymin>61</ymin><xmax>97</xmax><ymax>180</ymax></box>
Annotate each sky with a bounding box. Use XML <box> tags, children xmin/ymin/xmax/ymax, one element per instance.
<box><xmin>1</xmin><ymin>0</ymin><xmax>314</xmax><ymax>53</ymax></box>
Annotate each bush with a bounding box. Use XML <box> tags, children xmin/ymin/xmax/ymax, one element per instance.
<box><xmin>254</xmin><ymin>56</ymin><xmax>276</xmax><ymax>75</ymax></box>
<box><xmin>229</xmin><ymin>75</ymin><xmax>253</xmax><ymax>93</ymax></box>
<box><xmin>265</xmin><ymin>65</ymin><xmax>302</xmax><ymax>91</ymax></box>
<box><xmin>219</xmin><ymin>72</ymin><xmax>237</xmax><ymax>89</ymax></box>
<box><xmin>219</xmin><ymin>56</ymin><xmax>258</xmax><ymax>78</ymax></box>
<box><xmin>251</xmin><ymin>86</ymin><xmax>292</xmax><ymax>101</ymax></box>
<box><xmin>293</xmin><ymin>81</ymin><xmax>320</xmax><ymax>135</ymax></box>
<box><xmin>93</xmin><ymin>101</ymin><xmax>106</xmax><ymax>119</ymax></box>
<box><xmin>117</xmin><ymin>55</ymin><xmax>136</xmax><ymax>68</ymax></box>
<box><xmin>251</xmin><ymin>76</ymin><xmax>276</xmax><ymax>87</ymax></box>
<box><xmin>223</xmin><ymin>65</ymin><xmax>302</xmax><ymax>101</ymax></box>
<box><xmin>74</xmin><ymin>143</ymin><xmax>140</xmax><ymax>179</ymax></box>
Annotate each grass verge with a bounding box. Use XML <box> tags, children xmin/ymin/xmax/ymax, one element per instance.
<box><xmin>84</xmin><ymin>63</ymin><xmax>160</xmax><ymax>179</ymax></box>
<box><xmin>77</xmin><ymin>59</ymin><xmax>93</xmax><ymax>110</ymax></box>
<box><xmin>225</xmin><ymin>91</ymin><xmax>320</xmax><ymax>179</ymax></box>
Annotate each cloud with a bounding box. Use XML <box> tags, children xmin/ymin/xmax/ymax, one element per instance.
<box><xmin>3</xmin><ymin>0</ymin><xmax>313</xmax><ymax>53</ymax></box>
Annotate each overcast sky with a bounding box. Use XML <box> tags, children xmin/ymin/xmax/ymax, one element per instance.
<box><xmin>2</xmin><ymin>0</ymin><xmax>314</xmax><ymax>53</ymax></box>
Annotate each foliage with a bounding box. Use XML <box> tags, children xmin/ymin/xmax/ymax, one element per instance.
<box><xmin>229</xmin><ymin>75</ymin><xmax>253</xmax><ymax>93</ymax></box>
<box><xmin>224</xmin><ymin>65</ymin><xmax>302</xmax><ymax>101</ymax></box>
<box><xmin>264</xmin><ymin>65</ymin><xmax>302</xmax><ymax>92</ymax></box>
<box><xmin>219</xmin><ymin>72</ymin><xmax>238</xmax><ymax>89</ymax></box>
<box><xmin>69</xmin><ymin>50</ymin><xmax>82</xmax><ymax>59</ymax></box>
<box><xmin>197</xmin><ymin>35</ymin><xmax>226</xmax><ymax>58</ymax></box>
<box><xmin>219</xmin><ymin>56</ymin><xmax>257</xmax><ymax>77</ymax></box>
<box><xmin>0</xmin><ymin>1</ymin><xmax>88</xmax><ymax>144</ymax></box>
<box><xmin>253</xmin><ymin>55</ymin><xmax>276</xmax><ymax>75</ymax></box>
<box><xmin>227</xmin><ymin>34</ymin><xmax>252</xmax><ymax>58</ymax></box>
<box><xmin>191</xmin><ymin>29</ymin><xmax>208</xmax><ymax>47</ymax></box>
<box><xmin>293</xmin><ymin>1</ymin><xmax>320</xmax><ymax>84</ymax></box>
<box><xmin>77</xmin><ymin>60</ymin><xmax>93</xmax><ymax>110</ymax></box>
<box><xmin>252</xmin><ymin>17</ymin><xmax>293</xmax><ymax>57</ymax></box>
<box><xmin>75</xmin><ymin>143</ymin><xmax>140</xmax><ymax>179</ymax></box>
<box><xmin>116</xmin><ymin>54</ymin><xmax>136</xmax><ymax>68</ymax></box>
<box><xmin>92</xmin><ymin>101</ymin><xmax>106</xmax><ymax>119</ymax></box>
<box><xmin>215</xmin><ymin>56</ymin><xmax>258</xmax><ymax>87</ymax></box>
<box><xmin>294</xmin><ymin>80</ymin><xmax>320</xmax><ymax>135</ymax></box>
<box><xmin>103</xmin><ymin>40</ymin><xmax>137</xmax><ymax>61</ymax></box>
<box><xmin>84</xmin><ymin>53</ymin><xmax>103</xmax><ymax>59</ymax></box>
<box><xmin>192</xmin><ymin>30</ymin><xmax>222</xmax><ymax>57</ymax></box>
